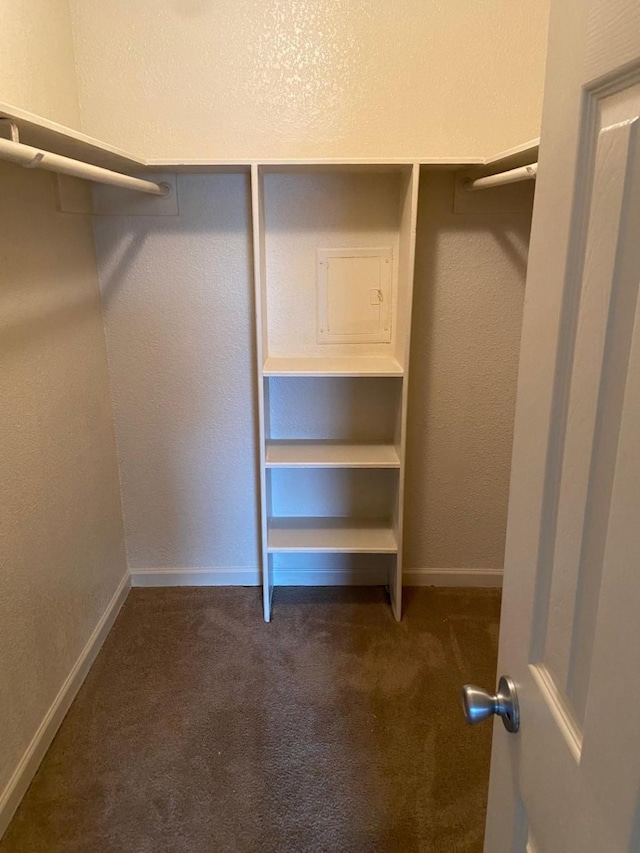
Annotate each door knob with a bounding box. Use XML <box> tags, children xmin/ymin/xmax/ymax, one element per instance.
<box><xmin>461</xmin><ymin>675</ymin><xmax>520</xmax><ymax>733</ymax></box>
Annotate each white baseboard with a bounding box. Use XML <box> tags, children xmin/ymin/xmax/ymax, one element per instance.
<box><xmin>131</xmin><ymin>567</ymin><xmax>261</xmax><ymax>587</ymax></box>
<box><xmin>0</xmin><ymin>571</ymin><xmax>130</xmax><ymax>840</ymax></box>
<box><xmin>404</xmin><ymin>567</ymin><xmax>503</xmax><ymax>587</ymax></box>
<box><xmin>131</xmin><ymin>567</ymin><xmax>385</xmax><ymax>586</ymax></box>
<box><xmin>131</xmin><ymin>566</ymin><xmax>502</xmax><ymax>588</ymax></box>
<box><xmin>133</xmin><ymin>567</ymin><xmax>388</xmax><ymax>587</ymax></box>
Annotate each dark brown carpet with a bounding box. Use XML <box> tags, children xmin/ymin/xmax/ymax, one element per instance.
<box><xmin>1</xmin><ymin>586</ymin><xmax>501</xmax><ymax>853</ymax></box>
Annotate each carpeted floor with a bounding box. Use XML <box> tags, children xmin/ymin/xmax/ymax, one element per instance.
<box><xmin>1</xmin><ymin>586</ymin><xmax>501</xmax><ymax>853</ymax></box>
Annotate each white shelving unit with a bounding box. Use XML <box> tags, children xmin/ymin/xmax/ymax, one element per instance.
<box><xmin>251</xmin><ymin>162</ymin><xmax>420</xmax><ymax>621</ymax></box>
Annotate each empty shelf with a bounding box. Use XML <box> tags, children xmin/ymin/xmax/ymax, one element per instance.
<box><xmin>263</xmin><ymin>357</ymin><xmax>404</xmax><ymax>377</ymax></box>
<box><xmin>266</xmin><ymin>440</ymin><xmax>400</xmax><ymax>468</ymax></box>
<box><xmin>267</xmin><ymin>517</ymin><xmax>397</xmax><ymax>553</ymax></box>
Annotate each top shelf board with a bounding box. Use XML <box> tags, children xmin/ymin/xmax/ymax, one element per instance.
<box><xmin>482</xmin><ymin>138</ymin><xmax>539</xmax><ymax>170</ymax></box>
<box><xmin>263</xmin><ymin>356</ymin><xmax>404</xmax><ymax>377</ymax></box>
<box><xmin>454</xmin><ymin>138</ymin><xmax>540</xmax><ymax>188</ymax></box>
<box><xmin>0</xmin><ymin>100</ymin><xmax>539</xmax><ymax>175</ymax></box>
<box><xmin>0</xmin><ymin>101</ymin><xmax>145</xmax><ymax>171</ymax></box>
<box><xmin>245</xmin><ymin>158</ymin><xmax>482</xmax><ymax>173</ymax></box>
<box><xmin>142</xmin><ymin>159</ymin><xmax>481</xmax><ymax>173</ymax></box>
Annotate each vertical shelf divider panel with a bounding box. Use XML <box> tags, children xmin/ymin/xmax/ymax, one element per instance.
<box><xmin>253</xmin><ymin>163</ymin><xmax>421</xmax><ymax>621</ymax></box>
<box><xmin>390</xmin><ymin>163</ymin><xmax>421</xmax><ymax>621</ymax></box>
<box><xmin>250</xmin><ymin>164</ymin><xmax>273</xmax><ymax>621</ymax></box>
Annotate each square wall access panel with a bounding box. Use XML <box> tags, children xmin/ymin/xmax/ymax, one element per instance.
<box><xmin>317</xmin><ymin>248</ymin><xmax>392</xmax><ymax>344</ymax></box>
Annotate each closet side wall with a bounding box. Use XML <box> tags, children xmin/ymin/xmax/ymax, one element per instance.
<box><xmin>0</xmin><ymin>0</ymin><xmax>80</xmax><ymax>127</ymax></box>
<box><xmin>405</xmin><ymin>170</ymin><xmax>531</xmax><ymax>576</ymax></box>
<box><xmin>0</xmin><ymin>164</ymin><xmax>127</xmax><ymax>823</ymax></box>
<box><xmin>68</xmin><ymin>0</ymin><xmax>550</xmax><ymax>160</ymax></box>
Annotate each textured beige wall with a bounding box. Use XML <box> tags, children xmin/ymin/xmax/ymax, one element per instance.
<box><xmin>405</xmin><ymin>171</ymin><xmax>531</xmax><ymax>569</ymax></box>
<box><xmin>92</xmin><ymin>174</ymin><xmax>259</xmax><ymax>572</ymax></box>
<box><xmin>0</xmin><ymin>163</ymin><xmax>127</xmax><ymax>803</ymax></box>
<box><xmin>68</xmin><ymin>0</ymin><xmax>549</xmax><ymax>159</ymax></box>
<box><xmin>92</xmin><ymin>171</ymin><xmax>530</xmax><ymax>575</ymax></box>
<box><xmin>0</xmin><ymin>0</ymin><xmax>80</xmax><ymax>126</ymax></box>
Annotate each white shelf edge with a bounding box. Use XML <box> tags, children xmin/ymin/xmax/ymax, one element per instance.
<box><xmin>0</xmin><ymin>101</ymin><xmax>538</xmax><ymax>175</ymax></box>
<box><xmin>265</xmin><ymin>440</ymin><xmax>401</xmax><ymax>468</ymax></box>
<box><xmin>146</xmin><ymin>156</ymin><xmax>485</xmax><ymax>170</ymax></box>
<box><xmin>267</xmin><ymin>517</ymin><xmax>398</xmax><ymax>554</ymax></box>
<box><xmin>0</xmin><ymin>100</ymin><xmax>145</xmax><ymax>168</ymax></box>
<box><xmin>142</xmin><ymin>161</ymin><xmax>252</xmax><ymax>173</ymax></box>
<box><xmin>482</xmin><ymin>138</ymin><xmax>540</xmax><ymax>168</ymax></box>
<box><xmin>263</xmin><ymin>356</ymin><xmax>404</xmax><ymax>377</ymax></box>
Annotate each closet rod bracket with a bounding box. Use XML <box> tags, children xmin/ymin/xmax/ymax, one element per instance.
<box><xmin>0</xmin><ymin>118</ymin><xmax>20</xmax><ymax>143</ymax></box>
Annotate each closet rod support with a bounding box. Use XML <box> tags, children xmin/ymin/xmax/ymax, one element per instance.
<box><xmin>0</xmin><ymin>118</ymin><xmax>20</xmax><ymax>143</ymax></box>
<box><xmin>0</xmin><ymin>136</ymin><xmax>170</xmax><ymax>196</ymax></box>
<box><xmin>464</xmin><ymin>162</ymin><xmax>538</xmax><ymax>191</ymax></box>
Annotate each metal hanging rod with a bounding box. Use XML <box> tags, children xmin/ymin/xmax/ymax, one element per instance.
<box><xmin>0</xmin><ymin>128</ymin><xmax>170</xmax><ymax>197</ymax></box>
<box><xmin>464</xmin><ymin>162</ymin><xmax>538</xmax><ymax>192</ymax></box>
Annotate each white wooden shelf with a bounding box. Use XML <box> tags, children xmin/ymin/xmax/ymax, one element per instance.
<box><xmin>0</xmin><ymin>99</ymin><xmax>537</xmax><ymax>177</ymax></box>
<box><xmin>263</xmin><ymin>356</ymin><xmax>404</xmax><ymax>377</ymax></box>
<box><xmin>265</xmin><ymin>440</ymin><xmax>400</xmax><ymax>468</ymax></box>
<box><xmin>481</xmin><ymin>138</ymin><xmax>539</xmax><ymax>170</ymax></box>
<box><xmin>267</xmin><ymin>517</ymin><xmax>397</xmax><ymax>553</ymax></box>
<box><xmin>147</xmin><ymin>157</ymin><xmax>484</xmax><ymax>171</ymax></box>
<box><xmin>0</xmin><ymin>100</ymin><xmax>145</xmax><ymax>170</ymax></box>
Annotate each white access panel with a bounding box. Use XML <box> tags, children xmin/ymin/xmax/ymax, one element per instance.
<box><xmin>317</xmin><ymin>248</ymin><xmax>392</xmax><ymax>344</ymax></box>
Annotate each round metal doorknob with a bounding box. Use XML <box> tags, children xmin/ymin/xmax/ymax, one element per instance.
<box><xmin>461</xmin><ymin>675</ymin><xmax>520</xmax><ymax>733</ymax></box>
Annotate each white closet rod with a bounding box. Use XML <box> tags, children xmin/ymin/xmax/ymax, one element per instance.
<box><xmin>0</xmin><ymin>136</ymin><xmax>170</xmax><ymax>196</ymax></box>
<box><xmin>465</xmin><ymin>162</ymin><xmax>538</xmax><ymax>191</ymax></box>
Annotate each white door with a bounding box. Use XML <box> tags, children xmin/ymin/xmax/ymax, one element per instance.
<box><xmin>480</xmin><ymin>0</ymin><xmax>640</xmax><ymax>849</ymax></box>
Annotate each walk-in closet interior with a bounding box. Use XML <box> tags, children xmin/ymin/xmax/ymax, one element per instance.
<box><xmin>1</xmin><ymin>1</ymin><xmax>550</xmax><ymax>848</ymax></box>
